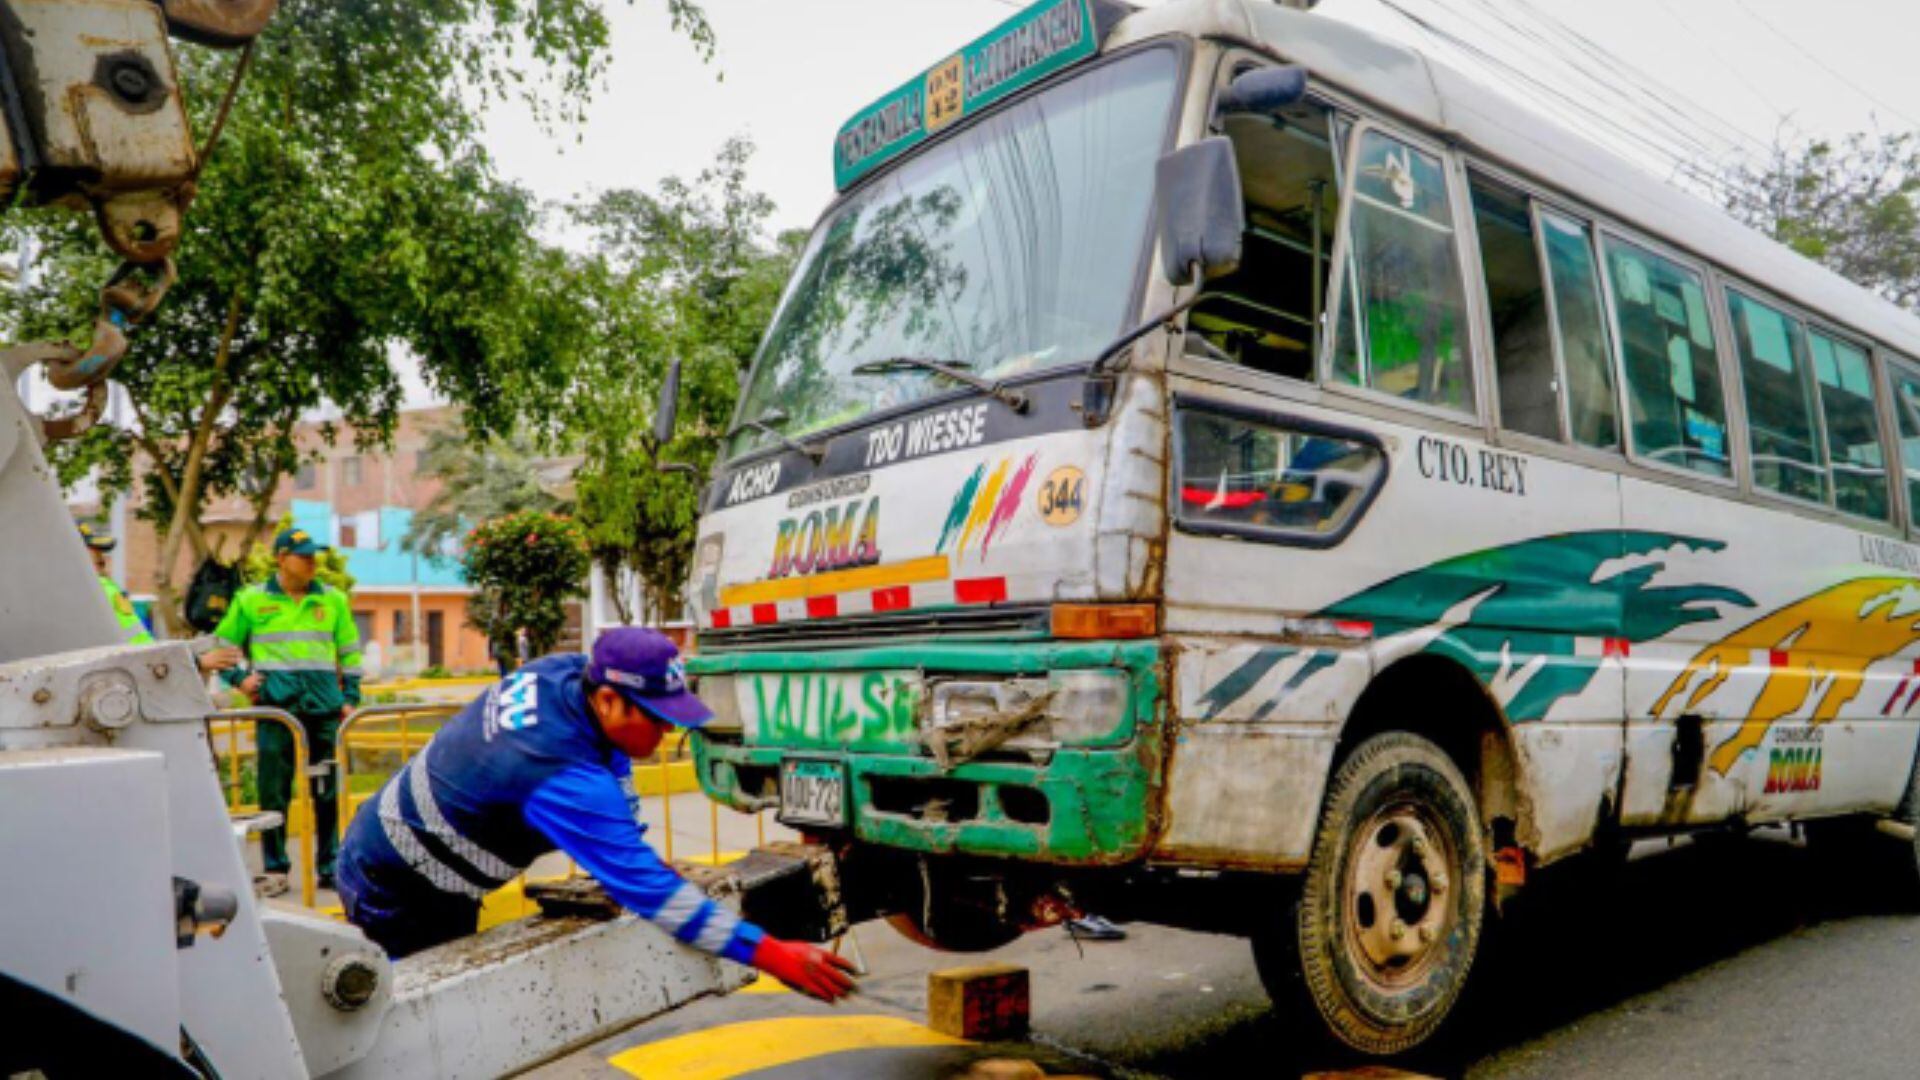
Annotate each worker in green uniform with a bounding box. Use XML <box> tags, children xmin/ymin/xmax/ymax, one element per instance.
<box><xmin>79</xmin><ymin>523</ymin><xmax>154</xmax><ymax>644</ymax></box>
<box><xmin>216</xmin><ymin>527</ymin><xmax>364</xmax><ymax>894</ymax></box>
<box><xmin>78</xmin><ymin>522</ymin><xmax>244</xmax><ymax>669</ymax></box>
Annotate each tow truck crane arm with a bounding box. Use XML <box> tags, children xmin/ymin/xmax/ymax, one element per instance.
<box><xmin>0</xmin><ymin>0</ymin><xmax>274</xmax><ymax>441</ymax></box>
<box><xmin>0</xmin><ymin>5</ymin><xmax>751</xmax><ymax>1077</ymax></box>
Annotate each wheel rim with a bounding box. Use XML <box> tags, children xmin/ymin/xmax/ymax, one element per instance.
<box><xmin>1341</xmin><ymin>800</ymin><xmax>1457</xmax><ymax>993</ymax></box>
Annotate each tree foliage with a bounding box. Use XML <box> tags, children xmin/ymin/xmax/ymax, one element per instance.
<box><xmin>2</xmin><ymin>0</ymin><xmax>710</xmax><ymax>633</ymax></box>
<box><xmin>464</xmin><ymin>510</ymin><xmax>590</xmax><ymax>660</ymax></box>
<box><xmin>1722</xmin><ymin>131</ymin><xmax>1920</xmax><ymax>309</ymax></box>
<box><xmin>403</xmin><ymin>424</ymin><xmax>566</xmax><ymax>562</ymax></box>
<box><xmin>557</xmin><ymin>137</ymin><xmax>802</xmax><ymax>621</ymax></box>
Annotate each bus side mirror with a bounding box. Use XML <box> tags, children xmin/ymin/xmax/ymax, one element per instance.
<box><xmin>653</xmin><ymin>357</ymin><xmax>681</xmax><ymax>448</ymax></box>
<box><xmin>1155</xmin><ymin>137</ymin><xmax>1244</xmax><ymax>287</ymax></box>
<box><xmin>1215</xmin><ymin>65</ymin><xmax>1308</xmax><ymax>119</ymax></box>
<box><xmin>652</xmin><ymin>358</ymin><xmax>696</xmax><ymax>475</ymax></box>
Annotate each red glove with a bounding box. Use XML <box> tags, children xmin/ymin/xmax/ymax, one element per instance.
<box><xmin>751</xmin><ymin>937</ymin><xmax>858</xmax><ymax>1002</ymax></box>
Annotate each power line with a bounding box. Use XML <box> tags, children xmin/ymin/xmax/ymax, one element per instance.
<box><xmin>1651</xmin><ymin>0</ymin><xmax>1788</xmax><ymax>124</ymax></box>
<box><xmin>1504</xmin><ymin>0</ymin><xmax>1772</xmax><ymax>161</ymax></box>
<box><xmin>1731</xmin><ymin>0</ymin><xmax>1920</xmax><ymax>130</ymax></box>
<box><xmin>1368</xmin><ymin>0</ymin><xmax>1733</xmax><ymax>195</ymax></box>
<box><xmin>1440</xmin><ymin>0</ymin><xmax>1747</xmax><ymax>166</ymax></box>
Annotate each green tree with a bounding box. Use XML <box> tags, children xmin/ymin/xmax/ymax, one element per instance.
<box><xmin>403</xmin><ymin>424</ymin><xmax>567</xmax><ymax>562</ymax></box>
<box><xmin>464</xmin><ymin>510</ymin><xmax>590</xmax><ymax>662</ymax></box>
<box><xmin>4</xmin><ymin>0</ymin><xmax>713</xmax><ymax>634</ymax></box>
<box><xmin>560</xmin><ymin>138</ymin><xmax>802</xmax><ymax>621</ymax></box>
<box><xmin>1722</xmin><ymin>131</ymin><xmax>1920</xmax><ymax>309</ymax></box>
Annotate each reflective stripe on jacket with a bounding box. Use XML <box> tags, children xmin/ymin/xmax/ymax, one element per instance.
<box><xmin>215</xmin><ymin>577</ymin><xmax>364</xmax><ymax>713</ymax></box>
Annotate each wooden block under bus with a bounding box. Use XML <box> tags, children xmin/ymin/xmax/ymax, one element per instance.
<box><xmin>927</xmin><ymin>963</ymin><xmax>1030</xmax><ymax>1041</ymax></box>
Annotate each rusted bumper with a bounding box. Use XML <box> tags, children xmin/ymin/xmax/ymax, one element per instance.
<box><xmin>690</xmin><ymin>640</ymin><xmax>1167</xmax><ymax>866</ymax></box>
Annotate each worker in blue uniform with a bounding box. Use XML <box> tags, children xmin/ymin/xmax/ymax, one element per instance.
<box><xmin>334</xmin><ymin>627</ymin><xmax>857</xmax><ymax>1001</ymax></box>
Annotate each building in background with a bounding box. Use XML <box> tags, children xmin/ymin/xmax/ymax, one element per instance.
<box><xmin>71</xmin><ymin>406</ymin><xmax>496</xmax><ymax>677</ymax></box>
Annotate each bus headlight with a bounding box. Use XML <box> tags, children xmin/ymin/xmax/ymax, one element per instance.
<box><xmin>926</xmin><ymin>670</ymin><xmax>1130</xmax><ymax>749</ymax></box>
<box><xmin>694</xmin><ymin>674</ymin><xmax>743</xmax><ymax>734</ymax></box>
<box><xmin>1045</xmin><ymin>670</ymin><xmax>1129</xmax><ymax>743</ymax></box>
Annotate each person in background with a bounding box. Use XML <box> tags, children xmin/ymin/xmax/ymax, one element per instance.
<box><xmin>81</xmin><ymin>522</ymin><xmax>155</xmax><ymax>645</ymax></box>
<box><xmin>216</xmin><ymin>528</ymin><xmax>363</xmax><ymax>895</ymax></box>
<box><xmin>332</xmin><ymin>627</ymin><xmax>857</xmax><ymax>1001</ymax></box>
<box><xmin>79</xmin><ymin>522</ymin><xmax>241</xmax><ymax>674</ymax></box>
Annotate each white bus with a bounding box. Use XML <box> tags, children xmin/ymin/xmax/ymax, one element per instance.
<box><xmin>664</xmin><ymin>0</ymin><xmax>1920</xmax><ymax>1054</ymax></box>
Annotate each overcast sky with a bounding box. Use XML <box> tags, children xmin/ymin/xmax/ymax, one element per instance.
<box><xmin>479</xmin><ymin>0</ymin><xmax>1920</xmax><ymax>235</ymax></box>
<box><xmin>382</xmin><ymin>0</ymin><xmax>1920</xmax><ymax>408</ymax></box>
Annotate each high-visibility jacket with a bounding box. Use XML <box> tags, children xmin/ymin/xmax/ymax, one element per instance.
<box><xmin>335</xmin><ymin>654</ymin><xmax>763</xmax><ymax>964</ymax></box>
<box><xmin>215</xmin><ymin>577</ymin><xmax>364</xmax><ymax>715</ymax></box>
<box><xmin>100</xmin><ymin>575</ymin><xmax>153</xmax><ymax>645</ymax></box>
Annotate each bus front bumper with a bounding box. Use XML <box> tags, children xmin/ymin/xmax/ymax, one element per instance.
<box><xmin>688</xmin><ymin>640</ymin><xmax>1165</xmax><ymax>866</ymax></box>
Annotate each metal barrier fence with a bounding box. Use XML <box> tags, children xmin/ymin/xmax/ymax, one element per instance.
<box><xmin>207</xmin><ymin>707</ymin><xmax>319</xmax><ymax>908</ymax></box>
<box><xmin>334</xmin><ymin>702</ymin><xmax>462</xmax><ymax>825</ymax></box>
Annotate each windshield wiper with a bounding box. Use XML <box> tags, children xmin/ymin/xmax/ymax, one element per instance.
<box><xmin>725</xmin><ymin>409</ymin><xmax>825</xmax><ymax>463</ymax></box>
<box><xmin>851</xmin><ymin>357</ymin><xmax>1030</xmax><ymax>414</ymax></box>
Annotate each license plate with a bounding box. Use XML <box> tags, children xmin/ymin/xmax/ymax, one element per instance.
<box><xmin>778</xmin><ymin>759</ymin><xmax>847</xmax><ymax>827</ymax></box>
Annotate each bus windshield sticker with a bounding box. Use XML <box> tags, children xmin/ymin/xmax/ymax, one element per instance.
<box><xmin>833</xmin><ymin>0</ymin><xmax>1098</xmax><ymax>190</ymax></box>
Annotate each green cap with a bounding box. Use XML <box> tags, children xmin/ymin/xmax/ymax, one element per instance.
<box><xmin>273</xmin><ymin>527</ymin><xmax>325</xmax><ymax>556</ymax></box>
<box><xmin>77</xmin><ymin>522</ymin><xmax>115</xmax><ymax>552</ymax></box>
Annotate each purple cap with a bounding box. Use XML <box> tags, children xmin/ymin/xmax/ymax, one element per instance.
<box><xmin>587</xmin><ymin>627</ymin><xmax>712</xmax><ymax>729</ymax></box>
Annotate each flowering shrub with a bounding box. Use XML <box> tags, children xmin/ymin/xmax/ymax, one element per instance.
<box><xmin>463</xmin><ymin>510</ymin><xmax>590</xmax><ymax>662</ymax></box>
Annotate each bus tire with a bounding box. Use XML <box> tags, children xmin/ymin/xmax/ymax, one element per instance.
<box><xmin>1288</xmin><ymin>731</ymin><xmax>1486</xmax><ymax>1056</ymax></box>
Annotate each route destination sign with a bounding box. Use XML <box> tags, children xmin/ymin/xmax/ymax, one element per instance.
<box><xmin>832</xmin><ymin>0</ymin><xmax>1099</xmax><ymax>191</ymax></box>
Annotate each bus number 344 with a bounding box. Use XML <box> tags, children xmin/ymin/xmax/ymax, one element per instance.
<box><xmin>1039</xmin><ymin>466</ymin><xmax>1085</xmax><ymax>526</ymax></box>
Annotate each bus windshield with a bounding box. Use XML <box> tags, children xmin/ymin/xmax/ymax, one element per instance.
<box><xmin>728</xmin><ymin>46</ymin><xmax>1181</xmax><ymax>459</ymax></box>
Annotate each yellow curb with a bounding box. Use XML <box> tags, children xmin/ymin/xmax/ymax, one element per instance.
<box><xmin>676</xmin><ymin>850</ymin><xmax>748</xmax><ymax>868</ymax></box>
<box><xmin>608</xmin><ymin>1015</ymin><xmax>964</xmax><ymax>1080</ymax></box>
<box><xmin>735</xmin><ymin>972</ymin><xmax>790</xmax><ymax>995</ymax></box>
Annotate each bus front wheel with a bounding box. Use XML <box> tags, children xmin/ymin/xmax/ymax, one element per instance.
<box><xmin>1266</xmin><ymin>730</ymin><xmax>1487</xmax><ymax>1056</ymax></box>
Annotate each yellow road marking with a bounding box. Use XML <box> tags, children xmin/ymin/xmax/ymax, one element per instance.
<box><xmin>677</xmin><ymin>850</ymin><xmax>749</xmax><ymax>867</ymax></box>
<box><xmin>608</xmin><ymin>1015</ymin><xmax>964</xmax><ymax>1079</ymax></box>
<box><xmin>735</xmin><ymin>972</ymin><xmax>789</xmax><ymax>995</ymax></box>
<box><xmin>719</xmin><ymin>555</ymin><xmax>950</xmax><ymax>607</ymax></box>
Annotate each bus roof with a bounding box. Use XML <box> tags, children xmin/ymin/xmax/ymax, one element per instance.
<box><xmin>1108</xmin><ymin>0</ymin><xmax>1920</xmax><ymax>360</ymax></box>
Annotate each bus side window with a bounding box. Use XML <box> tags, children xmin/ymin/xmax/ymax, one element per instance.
<box><xmin>1601</xmin><ymin>238</ymin><xmax>1730</xmax><ymax>478</ymax></box>
<box><xmin>1728</xmin><ymin>290</ymin><xmax>1826</xmax><ymax>505</ymax></box>
<box><xmin>1187</xmin><ymin>99</ymin><xmax>1341</xmax><ymax>380</ymax></box>
<box><xmin>1468</xmin><ymin>175</ymin><xmax>1555</xmax><ymax>440</ymax></box>
<box><xmin>1892</xmin><ymin>364</ymin><xmax>1920</xmax><ymax>527</ymax></box>
<box><xmin>1538</xmin><ymin>212</ymin><xmax>1618</xmax><ymax>450</ymax></box>
<box><xmin>1174</xmin><ymin>406</ymin><xmax>1385</xmax><ymax>542</ymax></box>
<box><xmin>1809</xmin><ymin>330</ymin><xmax>1890</xmax><ymax>521</ymax></box>
<box><xmin>1329</xmin><ymin>129</ymin><xmax>1475</xmax><ymax>414</ymax></box>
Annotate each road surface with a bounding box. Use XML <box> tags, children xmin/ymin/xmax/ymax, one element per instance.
<box><xmin>535</xmin><ymin>826</ymin><xmax>1920</xmax><ymax>1079</ymax></box>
